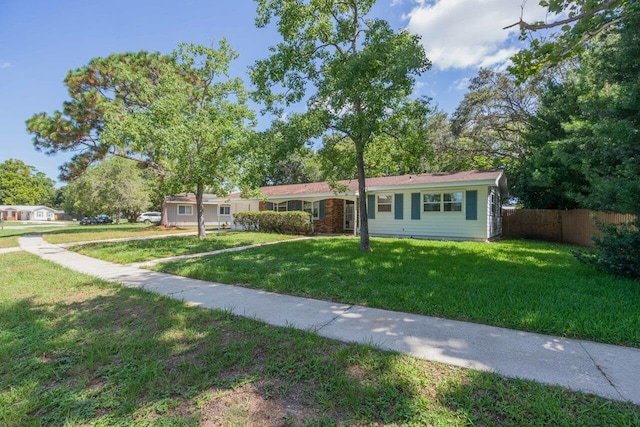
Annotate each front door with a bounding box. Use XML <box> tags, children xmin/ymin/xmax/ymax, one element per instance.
<box><xmin>344</xmin><ymin>200</ymin><xmax>355</xmax><ymax>230</ymax></box>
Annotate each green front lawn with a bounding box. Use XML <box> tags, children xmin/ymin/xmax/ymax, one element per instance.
<box><xmin>2</xmin><ymin>252</ymin><xmax>638</xmax><ymax>425</ymax></box>
<box><xmin>152</xmin><ymin>236</ymin><xmax>640</xmax><ymax>347</ymax></box>
<box><xmin>68</xmin><ymin>232</ymin><xmax>300</xmax><ymax>264</ymax></box>
<box><xmin>43</xmin><ymin>222</ymin><xmax>217</xmax><ymax>245</ymax></box>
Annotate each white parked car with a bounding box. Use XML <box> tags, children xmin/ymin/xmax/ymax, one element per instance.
<box><xmin>136</xmin><ymin>211</ymin><xmax>162</xmax><ymax>224</ymax></box>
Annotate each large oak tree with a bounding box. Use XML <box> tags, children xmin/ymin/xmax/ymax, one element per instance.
<box><xmin>250</xmin><ymin>0</ymin><xmax>431</xmax><ymax>251</ymax></box>
<box><xmin>100</xmin><ymin>42</ymin><xmax>255</xmax><ymax>238</ymax></box>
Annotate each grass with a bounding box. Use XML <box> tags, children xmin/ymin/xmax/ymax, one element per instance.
<box><xmin>67</xmin><ymin>231</ymin><xmax>301</xmax><ymax>264</ymax></box>
<box><xmin>0</xmin><ymin>221</ymin><xmax>194</xmax><ymax>248</ymax></box>
<box><xmin>148</xmin><ymin>236</ymin><xmax>640</xmax><ymax>348</ymax></box>
<box><xmin>43</xmin><ymin>222</ymin><xmax>222</xmax><ymax>245</ymax></box>
<box><xmin>2</xmin><ymin>251</ymin><xmax>639</xmax><ymax>425</ymax></box>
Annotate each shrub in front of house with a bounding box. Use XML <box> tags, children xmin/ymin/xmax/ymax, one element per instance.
<box><xmin>233</xmin><ymin>211</ymin><xmax>259</xmax><ymax>231</ymax></box>
<box><xmin>234</xmin><ymin>211</ymin><xmax>312</xmax><ymax>234</ymax></box>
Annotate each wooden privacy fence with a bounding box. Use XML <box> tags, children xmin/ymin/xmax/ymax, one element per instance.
<box><xmin>502</xmin><ymin>209</ymin><xmax>635</xmax><ymax>247</ymax></box>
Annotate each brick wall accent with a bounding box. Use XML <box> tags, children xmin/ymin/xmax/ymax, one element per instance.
<box><xmin>313</xmin><ymin>198</ymin><xmax>344</xmax><ymax>233</ymax></box>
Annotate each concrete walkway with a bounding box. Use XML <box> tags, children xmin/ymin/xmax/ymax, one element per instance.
<box><xmin>17</xmin><ymin>234</ymin><xmax>640</xmax><ymax>406</ymax></box>
<box><xmin>0</xmin><ymin>247</ymin><xmax>22</xmax><ymax>254</ymax></box>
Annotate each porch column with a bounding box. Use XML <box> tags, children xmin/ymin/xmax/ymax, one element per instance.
<box><xmin>353</xmin><ymin>198</ymin><xmax>358</xmax><ymax>236</ymax></box>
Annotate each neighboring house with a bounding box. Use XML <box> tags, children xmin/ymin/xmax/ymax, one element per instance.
<box><xmin>165</xmin><ymin>169</ymin><xmax>508</xmax><ymax>241</ymax></box>
<box><xmin>164</xmin><ymin>194</ymin><xmax>255</xmax><ymax>227</ymax></box>
<box><xmin>0</xmin><ymin>205</ymin><xmax>58</xmax><ymax>221</ymax></box>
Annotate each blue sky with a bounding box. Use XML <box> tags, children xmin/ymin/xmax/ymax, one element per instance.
<box><xmin>0</xmin><ymin>0</ymin><xmax>548</xmax><ymax>185</ymax></box>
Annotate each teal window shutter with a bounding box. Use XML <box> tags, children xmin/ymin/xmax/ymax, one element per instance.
<box><xmin>466</xmin><ymin>190</ymin><xmax>477</xmax><ymax>220</ymax></box>
<box><xmin>411</xmin><ymin>193</ymin><xmax>420</xmax><ymax>220</ymax></box>
<box><xmin>295</xmin><ymin>200</ymin><xmax>302</xmax><ymax>210</ymax></box>
<box><xmin>319</xmin><ymin>200</ymin><xmax>326</xmax><ymax>218</ymax></box>
<box><xmin>394</xmin><ymin>193</ymin><xmax>403</xmax><ymax>220</ymax></box>
<box><xmin>266</xmin><ymin>202</ymin><xmax>273</xmax><ymax>211</ymax></box>
<box><xmin>287</xmin><ymin>200</ymin><xmax>294</xmax><ymax>211</ymax></box>
<box><xmin>367</xmin><ymin>194</ymin><xmax>375</xmax><ymax>219</ymax></box>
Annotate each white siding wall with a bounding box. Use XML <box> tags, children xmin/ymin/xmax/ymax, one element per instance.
<box><xmin>167</xmin><ymin>204</ymin><xmax>219</xmax><ymax>226</ymax></box>
<box><xmin>368</xmin><ymin>186</ymin><xmax>490</xmax><ymax>241</ymax></box>
<box><xmin>167</xmin><ymin>201</ymin><xmax>260</xmax><ymax>227</ymax></box>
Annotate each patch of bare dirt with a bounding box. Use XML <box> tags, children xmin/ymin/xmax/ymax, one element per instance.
<box><xmin>191</xmin><ymin>382</ymin><xmax>324</xmax><ymax>427</ymax></box>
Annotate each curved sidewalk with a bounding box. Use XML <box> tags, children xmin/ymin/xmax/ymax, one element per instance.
<box><xmin>18</xmin><ymin>234</ymin><xmax>640</xmax><ymax>405</ymax></box>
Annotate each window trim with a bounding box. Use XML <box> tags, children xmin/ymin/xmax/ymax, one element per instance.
<box><xmin>219</xmin><ymin>205</ymin><xmax>231</xmax><ymax>216</ymax></box>
<box><xmin>177</xmin><ymin>205</ymin><xmax>193</xmax><ymax>216</ymax></box>
<box><xmin>377</xmin><ymin>194</ymin><xmax>392</xmax><ymax>213</ymax></box>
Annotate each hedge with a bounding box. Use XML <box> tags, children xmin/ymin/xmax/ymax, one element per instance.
<box><xmin>233</xmin><ymin>211</ymin><xmax>312</xmax><ymax>234</ymax></box>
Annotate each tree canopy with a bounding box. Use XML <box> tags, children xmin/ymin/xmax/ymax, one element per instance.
<box><xmin>0</xmin><ymin>159</ymin><xmax>56</xmax><ymax>206</ymax></box>
<box><xmin>508</xmin><ymin>0</ymin><xmax>631</xmax><ymax>81</ymax></box>
<box><xmin>27</xmin><ymin>42</ymin><xmax>255</xmax><ymax>239</ymax></box>
<box><xmin>26</xmin><ymin>51</ymin><xmax>173</xmax><ymax>181</ymax></box>
<box><xmin>100</xmin><ymin>41</ymin><xmax>255</xmax><ymax>238</ymax></box>
<box><xmin>512</xmin><ymin>1</ymin><xmax>640</xmax><ymax>214</ymax></box>
<box><xmin>64</xmin><ymin>156</ymin><xmax>153</xmax><ymax>221</ymax></box>
<box><xmin>251</xmin><ymin>0</ymin><xmax>432</xmax><ymax>251</ymax></box>
<box><xmin>505</xmin><ymin>0</ymin><xmax>640</xmax><ymax>276</ymax></box>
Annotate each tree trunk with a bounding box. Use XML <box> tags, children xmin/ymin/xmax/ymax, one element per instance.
<box><xmin>355</xmin><ymin>144</ymin><xmax>371</xmax><ymax>252</ymax></box>
<box><xmin>196</xmin><ymin>182</ymin><xmax>206</xmax><ymax>240</ymax></box>
<box><xmin>161</xmin><ymin>197</ymin><xmax>169</xmax><ymax>227</ymax></box>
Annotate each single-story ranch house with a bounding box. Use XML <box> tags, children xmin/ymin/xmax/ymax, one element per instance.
<box><xmin>164</xmin><ymin>169</ymin><xmax>508</xmax><ymax>241</ymax></box>
<box><xmin>0</xmin><ymin>205</ymin><xmax>59</xmax><ymax>221</ymax></box>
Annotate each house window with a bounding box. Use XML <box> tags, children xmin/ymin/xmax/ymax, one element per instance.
<box><xmin>178</xmin><ymin>205</ymin><xmax>193</xmax><ymax>215</ymax></box>
<box><xmin>377</xmin><ymin>195</ymin><xmax>392</xmax><ymax>212</ymax></box>
<box><xmin>423</xmin><ymin>193</ymin><xmax>441</xmax><ymax>212</ymax></box>
<box><xmin>303</xmin><ymin>201</ymin><xmax>319</xmax><ymax>219</ymax></box>
<box><xmin>272</xmin><ymin>202</ymin><xmax>287</xmax><ymax>212</ymax></box>
<box><xmin>219</xmin><ymin>205</ymin><xmax>231</xmax><ymax>216</ymax></box>
<box><xmin>424</xmin><ymin>192</ymin><xmax>463</xmax><ymax>212</ymax></box>
<box><xmin>443</xmin><ymin>192</ymin><xmax>463</xmax><ymax>212</ymax></box>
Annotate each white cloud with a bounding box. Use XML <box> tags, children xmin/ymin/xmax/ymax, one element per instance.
<box><xmin>404</xmin><ymin>0</ymin><xmax>551</xmax><ymax>70</ymax></box>
<box><xmin>452</xmin><ymin>77</ymin><xmax>470</xmax><ymax>91</ymax></box>
<box><xmin>1</xmin><ymin>62</ymin><xmax>11</xmax><ymax>69</ymax></box>
<box><xmin>478</xmin><ymin>47</ymin><xmax>519</xmax><ymax>70</ymax></box>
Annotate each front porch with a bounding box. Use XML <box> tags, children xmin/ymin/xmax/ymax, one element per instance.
<box><xmin>258</xmin><ymin>197</ymin><xmax>359</xmax><ymax>235</ymax></box>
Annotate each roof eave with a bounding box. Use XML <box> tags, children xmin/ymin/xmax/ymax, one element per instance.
<box><xmin>366</xmin><ymin>177</ymin><xmax>504</xmax><ymax>192</ymax></box>
<box><xmin>260</xmin><ymin>191</ymin><xmax>356</xmax><ymax>200</ymax></box>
